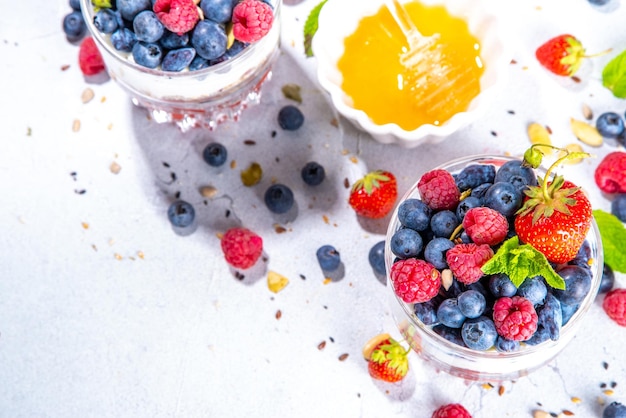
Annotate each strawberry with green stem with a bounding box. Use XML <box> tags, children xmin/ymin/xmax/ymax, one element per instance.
<box><xmin>514</xmin><ymin>145</ymin><xmax>593</xmax><ymax>264</ymax></box>
<box><xmin>535</xmin><ymin>34</ymin><xmax>611</xmax><ymax>76</ymax></box>
<box><xmin>349</xmin><ymin>170</ymin><xmax>398</xmax><ymax>219</ymax></box>
<box><xmin>362</xmin><ymin>333</ymin><xmax>410</xmax><ymax>383</ymax></box>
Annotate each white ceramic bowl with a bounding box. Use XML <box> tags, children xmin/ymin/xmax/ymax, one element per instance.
<box><xmin>312</xmin><ymin>0</ymin><xmax>510</xmax><ymax>148</ymax></box>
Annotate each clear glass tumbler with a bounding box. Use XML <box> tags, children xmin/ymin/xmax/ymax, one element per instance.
<box><xmin>81</xmin><ymin>0</ymin><xmax>282</xmax><ymax>131</ymax></box>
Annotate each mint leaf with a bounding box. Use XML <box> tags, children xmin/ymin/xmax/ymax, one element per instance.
<box><xmin>481</xmin><ymin>236</ymin><xmax>566</xmax><ymax>290</ymax></box>
<box><xmin>602</xmin><ymin>49</ymin><xmax>626</xmax><ymax>99</ymax></box>
<box><xmin>593</xmin><ymin>209</ymin><xmax>626</xmax><ymax>273</ymax></box>
<box><xmin>303</xmin><ymin>0</ymin><xmax>328</xmax><ymax>58</ymax></box>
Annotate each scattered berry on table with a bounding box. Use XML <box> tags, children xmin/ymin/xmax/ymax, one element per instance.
<box><xmin>445</xmin><ymin>243</ymin><xmax>493</xmax><ymax>285</ymax></box>
<box><xmin>202</xmin><ymin>142</ymin><xmax>228</xmax><ymax>167</ymax></box>
<box><xmin>418</xmin><ymin>169</ymin><xmax>460</xmax><ymax>211</ymax></box>
<box><xmin>492</xmin><ymin>296</ymin><xmax>538</xmax><ymax>341</ymax></box>
<box><xmin>133</xmin><ymin>10</ymin><xmax>165</xmax><ymax>43</ymax></box>
<box><xmin>162</xmin><ymin>47</ymin><xmax>196</xmax><ymax>71</ymax></box>
<box><xmin>602</xmin><ymin>288</ymin><xmax>626</xmax><ymax>327</ymax></box>
<box><xmin>461</xmin><ymin>315</ymin><xmax>498</xmax><ymax>350</ymax></box>
<box><xmin>349</xmin><ymin>170</ymin><xmax>397</xmax><ymax>219</ymax></box>
<box><xmin>462</xmin><ymin>206</ymin><xmax>508</xmax><ymax>246</ymax></box>
<box><xmin>277</xmin><ymin>105</ymin><xmax>305</xmax><ymax>131</ymax></box>
<box><xmin>201</xmin><ymin>0</ymin><xmax>238</xmax><ymax>24</ymax></box>
<box><xmin>588</xmin><ymin>0</ymin><xmax>611</xmax><ymax>4</ymax></box>
<box><xmin>431</xmin><ymin>403</ymin><xmax>472</xmax><ymax>418</ymax></box>
<box><xmin>154</xmin><ymin>0</ymin><xmax>200</xmax><ymax>35</ymax></box>
<box><xmin>603</xmin><ymin>401</ymin><xmax>626</xmax><ymax>418</ymax></box>
<box><xmin>612</xmin><ymin>194</ymin><xmax>626</xmax><ymax>222</ymax></box>
<box><xmin>63</xmin><ymin>10</ymin><xmax>87</xmax><ymax>42</ymax></box>
<box><xmin>167</xmin><ymin>200</ymin><xmax>196</xmax><ymax>228</ymax></box>
<box><xmin>398</xmin><ymin>198</ymin><xmax>432</xmax><ymax>231</ymax></box>
<box><xmin>363</xmin><ymin>334</ymin><xmax>409</xmax><ymax>383</ymax></box>
<box><xmin>132</xmin><ymin>41</ymin><xmax>164</xmax><ymax>69</ymax></box>
<box><xmin>191</xmin><ymin>20</ymin><xmax>228</xmax><ymax>60</ymax></box>
<box><xmin>78</xmin><ymin>37</ymin><xmax>106</xmax><ymax>76</ymax></box>
<box><xmin>316</xmin><ymin>245</ymin><xmax>341</xmax><ymax>272</ymax></box>
<box><xmin>552</xmin><ymin>265</ymin><xmax>592</xmax><ymax>306</ymax></box>
<box><xmin>390</xmin><ymin>258</ymin><xmax>441</xmax><ymax>304</ymax></box>
<box><xmin>70</xmin><ymin>0</ymin><xmax>81</xmax><ymax>11</ymax></box>
<box><xmin>368</xmin><ymin>240</ymin><xmax>387</xmax><ymax>277</ymax></box>
<box><xmin>599</xmin><ymin>264</ymin><xmax>616</xmax><ymax>294</ymax></box>
<box><xmin>220</xmin><ymin>227</ymin><xmax>263</xmax><ymax>269</ymax></box>
<box><xmin>595</xmin><ymin>151</ymin><xmax>626</xmax><ymax>194</ymax></box>
<box><xmin>301</xmin><ymin>161</ymin><xmax>325</xmax><ymax>186</ymax></box>
<box><xmin>264</xmin><ymin>183</ymin><xmax>294</xmax><ymax>214</ymax></box>
<box><xmin>535</xmin><ymin>34</ymin><xmax>586</xmax><ymax>76</ymax></box>
<box><xmin>232</xmin><ymin>0</ymin><xmax>274</xmax><ymax>43</ymax></box>
<box><xmin>596</xmin><ymin>111</ymin><xmax>625</xmax><ymax>138</ymax></box>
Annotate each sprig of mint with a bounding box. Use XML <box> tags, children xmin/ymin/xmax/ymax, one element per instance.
<box><xmin>481</xmin><ymin>236</ymin><xmax>566</xmax><ymax>290</ymax></box>
<box><xmin>602</xmin><ymin>48</ymin><xmax>626</xmax><ymax>99</ymax></box>
<box><xmin>303</xmin><ymin>0</ymin><xmax>328</xmax><ymax>58</ymax></box>
<box><xmin>593</xmin><ymin>209</ymin><xmax>626</xmax><ymax>273</ymax></box>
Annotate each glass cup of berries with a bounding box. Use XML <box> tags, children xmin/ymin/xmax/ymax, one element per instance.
<box><xmin>80</xmin><ymin>0</ymin><xmax>282</xmax><ymax>131</ymax></box>
<box><xmin>384</xmin><ymin>150</ymin><xmax>603</xmax><ymax>382</ymax></box>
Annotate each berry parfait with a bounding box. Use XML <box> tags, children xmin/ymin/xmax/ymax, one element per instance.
<box><xmin>80</xmin><ymin>0</ymin><xmax>282</xmax><ymax>131</ymax></box>
<box><xmin>384</xmin><ymin>151</ymin><xmax>603</xmax><ymax>382</ymax></box>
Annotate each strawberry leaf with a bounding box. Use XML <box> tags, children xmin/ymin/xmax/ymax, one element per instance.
<box><xmin>481</xmin><ymin>236</ymin><xmax>566</xmax><ymax>290</ymax></box>
<box><xmin>303</xmin><ymin>0</ymin><xmax>328</xmax><ymax>58</ymax></box>
<box><xmin>602</xmin><ymin>49</ymin><xmax>626</xmax><ymax>99</ymax></box>
<box><xmin>593</xmin><ymin>209</ymin><xmax>626</xmax><ymax>273</ymax></box>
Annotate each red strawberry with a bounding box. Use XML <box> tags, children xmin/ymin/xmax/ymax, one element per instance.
<box><xmin>535</xmin><ymin>34</ymin><xmax>586</xmax><ymax>76</ymax></box>
<box><xmin>348</xmin><ymin>170</ymin><xmax>397</xmax><ymax>219</ymax></box>
<box><xmin>595</xmin><ymin>151</ymin><xmax>626</xmax><ymax>194</ymax></box>
<box><xmin>514</xmin><ymin>148</ymin><xmax>593</xmax><ymax>264</ymax></box>
<box><xmin>362</xmin><ymin>333</ymin><xmax>409</xmax><ymax>383</ymax></box>
<box><xmin>78</xmin><ymin>36</ymin><xmax>105</xmax><ymax>76</ymax></box>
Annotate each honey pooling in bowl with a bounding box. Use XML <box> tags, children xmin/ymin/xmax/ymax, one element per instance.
<box><xmin>338</xmin><ymin>1</ymin><xmax>484</xmax><ymax>130</ymax></box>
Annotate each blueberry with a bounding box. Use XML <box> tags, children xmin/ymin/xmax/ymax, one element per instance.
<box><xmin>111</xmin><ymin>28</ymin><xmax>137</xmax><ymax>52</ymax></box>
<box><xmin>414</xmin><ymin>296</ymin><xmax>442</xmax><ymax>325</ymax></box>
<box><xmin>525</xmin><ymin>326</ymin><xmax>551</xmax><ymax>345</ymax></box>
<box><xmin>611</xmin><ymin>194</ymin><xmax>626</xmax><ymax>222</ymax></box>
<box><xmin>588</xmin><ymin>0</ymin><xmax>611</xmax><ymax>4</ymax></box>
<box><xmin>316</xmin><ymin>245</ymin><xmax>341</xmax><ymax>272</ymax></box>
<box><xmin>561</xmin><ymin>302</ymin><xmax>579</xmax><ymax>326</ymax></box>
<box><xmin>437</xmin><ymin>298</ymin><xmax>466</xmax><ymax>328</ymax></box>
<box><xmin>458</xmin><ymin>290</ymin><xmax>486</xmax><ymax>319</ymax></box>
<box><xmin>432</xmin><ymin>324</ymin><xmax>466</xmax><ymax>347</ymax></box>
<box><xmin>162</xmin><ymin>47</ymin><xmax>196</xmax><ymax>72</ymax></box>
<box><xmin>398</xmin><ymin>198</ymin><xmax>432</xmax><ymax>231</ymax></box>
<box><xmin>94</xmin><ymin>9</ymin><xmax>120</xmax><ymax>34</ymax></box>
<box><xmin>600</xmin><ymin>264</ymin><xmax>615</xmax><ymax>294</ymax></box>
<box><xmin>442</xmin><ymin>278</ymin><xmax>464</xmax><ymax>298</ymax></box>
<box><xmin>132</xmin><ymin>41</ymin><xmax>163</xmax><ymax>69</ymax></box>
<box><xmin>470</xmin><ymin>182</ymin><xmax>492</xmax><ymax>201</ymax></box>
<box><xmin>535</xmin><ymin>293</ymin><xmax>562</xmax><ymax>341</ymax></box>
<box><xmin>488</xmin><ymin>273</ymin><xmax>517</xmax><ymax>298</ymax></box>
<box><xmin>390</xmin><ymin>228</ymin><xmax>423</xmax><ymax>259</ymax></box>
<box><xmin>70</xmin><ymin>0</ymin><xmax>81</xmax><ymax>11</ymax></box>
<box><xmin>63</xmin><ymin>11</ymin><xmax>86</xmax><ymax>42</ymax></box>
<box><xmin>423</xmin><ymin>237</ymin><xmax>455</xmax><ymax>269</ymax></box>
<box><xmin>301</xmin><ymin>161</ymin><xmax>325</xmax><ymax>186</ymax></box>
<box><xmin>264</xmin><ymin>184</ymin><xmax>294</xmax><ymax>214</ymax></box>
<box><xmin>461</xmin><ymin>316</ymin><xmax>497</xmax><ymax>350</ymax></box>
<box><xmin>192</xmin><ymin>20</ymin><xmax>228</xmax><ymax>60</ymax></box>
<box><xmin>553</xmin><ymin>265</ymin><xmax>592</xmax><ymax>305</ymax></box>
<box><xmin>160</xmin><ymin>30</ymin><xmax>190</xmax><ymax>49</ymax></box>
<box><xmin>189</xmin><ymin>55</ymin><xmax>210</xmax><ymax>71</ymax></box>
<box><xmin>202</xmin><ymin>142</ymin><xmax>228</xmax><ymax>167</ymax></box>
<box><xmin>278</xmin><ymin>105</ymin><xmax>305</xmax><ymax>131</ymax></box>
<box><xmin>455</xmin><ymin>196</ymin><xmax>481</xmax><ymax>222</ymax></box>
<box><xmin>430</xmin><ymin>210</ymin><xmax>459</xmax><ymax>238</ymax></box>
<box><xmin>200</xmin><ymin>0</ymin><xmax>238</xmax><ymax>23</ymax></box>
<box><xmin>484</xmin><ymin>181</ymin><xmax>523</xmax><ymax>217</ymax></box>
<box><xmin>224</xmin><ymin>40</ymin><xmax>248</xmax><ymax>59</ymax></box>
<box><xmin>133</xmin><ymin>11</ymin><xmax>164</xmax><ymax>43</ymax></box>
<box><xmin>569</xmin><ymin>239</ymin><xmax>593</xmax><ymax>270</ymax></box>
<box><xmin>603</xmin><ymin>401</ymin><xmax>626</xmax><ymax>418</ymax></box>
<box><xmin>494</xmin><ymin>159</ymin><xmax>538</xmax><ymax>190</ymax></box>
<box><xmin>455</xmin><ymin>164</ymin><xmax>496</xmax><ymax>192</ymax></box>
<box><xmin>368</xmin><ymin>240</ymin><xmax>386</xmax><ymax>277</ymax></box>
<box><xmin>596</xmin><ymin>112</ymin><xmax>625</xmax><ymax>138</ymax></box>
<box><xmin>167</xmin><ymin>200</ymin><xmax>195</xmax><ymax>228</ymax></box>
<box><xmin>117</xmin><ymin>0</ymin><xmax>152</xmax><ymax>21</ymax></box>
<box><xmin>516</xmin><ymin>276</ymin><xmax>548</xmax><ymax>306</ymax></box>
<box><xmin>495</xmin><ymin>336</ymin><xmax>520</xmax><ymax>352</ymax></box>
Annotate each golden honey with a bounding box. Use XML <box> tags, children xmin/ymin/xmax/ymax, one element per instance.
<box><xmin>338</xmin><ymin>2</ymin><xmax>484</xmax><ymax>130</ymax></box>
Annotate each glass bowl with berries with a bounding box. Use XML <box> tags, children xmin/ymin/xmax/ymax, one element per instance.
<box><xmin>80</xmin><ymin>0</ymin><xmax>281</xmax><ymax>131</ymax></box>
<box><xmin>384</xmin><ymin>148</ymin><xmax>603</xmax><ymax>382</ymax></box>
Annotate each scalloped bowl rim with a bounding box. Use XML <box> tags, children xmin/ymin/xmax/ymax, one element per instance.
<box><xmin>312</xmin><ymin>0</ymin><xmax>512</xmax><ymax>147</ymax></box>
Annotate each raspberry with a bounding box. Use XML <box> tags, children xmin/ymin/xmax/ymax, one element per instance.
<box><xmin>232</xmin><ymin>0</ymin><xmax>275</xmax><ymax>43</ymax></box>
<box><xmin>78</xmin><ymin>37</ymin><xmax>105</xmax><ymax>76</ymax></box>
<box><xmin>220</xmin><ymin>227</ymin><xmax>263</xmax><ymax>269</ymax></box>
<box><xmin>595</xmin><ymin>151</ymin><xmax>626</xmax><ymax>194</ymax></box>
<box><xmin>603</xmin><ymin>288</ymin><xmax>626</xmax><ymax>327</ymax></box>
<box><xmin>445</xmin><ymin>243</ymin><xmax>493</xmax><ymax>285</ymax></box>
<box><xmin>493</xmin><ymin>296</ymin><xmax>538</xmax><ymax>341</ymax></box>
<box><xmin>153</xmin><ymin>0</ymin><xmax>200</xmax><ymax>35</ymax></box>
<box><xmin>432</xmin><ymin>403</ymin><xmax>472</xmax><ymax>418</ymax></box>
<box><xmin>462</xmin><ymin>206</ymin><xmax>508</xmax><ymax>246</ymax></box>
<box><xmin>417</xmin><ymin>169</ymin><xmax>460</xmax><ymax>211</ymax></box>
<box><xmin>390</xmin><ymin>258</ymin><xmax>441</xmax><ymax>304</ymax></box>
